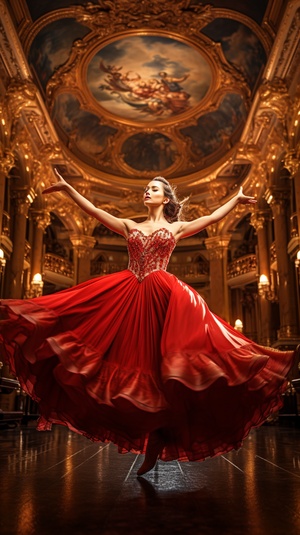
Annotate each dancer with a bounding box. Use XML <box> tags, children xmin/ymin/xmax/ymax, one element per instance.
<box><xmin>0</xmin><ymin>170</ymin><xmax>298</xmax><ymax>476</ymax></box>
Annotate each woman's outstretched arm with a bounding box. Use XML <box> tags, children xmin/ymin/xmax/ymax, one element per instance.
<box><xmin>42</xmin><ymin>169</ymin><xmax>132</xmax><ymax>237</ymax></box>
<box><xmin>175</xmin><ymin>187</ymin><xmax>257</xmax><ymax>240</ymax></box>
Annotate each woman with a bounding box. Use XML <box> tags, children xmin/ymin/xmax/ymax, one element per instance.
<box><xmin>0</xmin><ymin>170</ymin><xmax>297</xmax><ymax>476</ymax></box>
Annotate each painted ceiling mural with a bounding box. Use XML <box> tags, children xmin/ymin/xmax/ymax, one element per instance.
<box><xmin>21</xmin><ymin>0</ymin><xmax>270</xmax><ymax>183</ymax></box>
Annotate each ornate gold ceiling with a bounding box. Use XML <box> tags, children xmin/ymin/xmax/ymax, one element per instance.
<box><xmin>0</xmin><ymin>0</ymin><xmax>299</xmax><ymax>225</ymax></box>
<box><xmin>16</xmin><ymin>1</ymin><xmax>269</xmax><ymax>183</ymax></box>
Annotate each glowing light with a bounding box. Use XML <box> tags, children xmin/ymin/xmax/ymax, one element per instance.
<box><xmin>0</xmin><ymin>249</ymin><xmax>4</xmax><ymax>259</ymax></box>
<box><xmin>234</xmin><ymin>319</ymin><xmax>243</xmax><ymax>332</ymax></box>
<box><xmin>259</xmin><ymin>274</ymin><xmax>269</xmax><ymax>285</ymax></box>
<box><xmin>1</xmin><ymin>118</ymin><xmax>5</xmax><ymax>125</ymax></box>
<box><xmin>32</xmin><ymin>273</ymin><xmax>42</xmax><ymax>283</ymax></box>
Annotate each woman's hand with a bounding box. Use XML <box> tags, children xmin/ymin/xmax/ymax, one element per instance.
<box><xmin>236</xmin><ymin>186</ymin><xmax>257</xmax><ymax>205</ymax></box>
<box><xmin>42</xmin><ymin>168</ymin><xmax>69</xmax><ymax>195</ymax></box>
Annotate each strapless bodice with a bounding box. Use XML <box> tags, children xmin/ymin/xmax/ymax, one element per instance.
<box><xmin>127</xmin><ymin>228</ymin><xmax>176</xmax><ymax>282</ymax></box>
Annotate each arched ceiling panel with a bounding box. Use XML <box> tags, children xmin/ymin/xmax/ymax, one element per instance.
<box><xmin>13</xmin><ymin>0</ymin><xmax>278</xmax><ymax>195</ymax></box>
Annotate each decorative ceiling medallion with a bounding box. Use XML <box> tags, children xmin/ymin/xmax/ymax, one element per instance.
<box><xmin>86</xmin><ymin>35</ymin><xmax>212</xmax><ymax>123</ymax></box>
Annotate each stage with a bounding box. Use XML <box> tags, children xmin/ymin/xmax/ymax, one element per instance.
<box><xmin>0</xmin><ymin>424</ymin><xmax>299</xmax><ymax>535</ymax></box>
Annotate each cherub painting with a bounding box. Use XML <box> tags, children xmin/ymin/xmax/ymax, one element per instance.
<box><xmin>87</xmin><ymin>36</ymin><xmax>212</xmax><ymax>122</ymax></box>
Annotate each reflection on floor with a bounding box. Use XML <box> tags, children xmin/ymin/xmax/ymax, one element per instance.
<box><xmin>0</xmin><ymin>424</ymin><xmax>299</xmax><ymax>535</ymax></box>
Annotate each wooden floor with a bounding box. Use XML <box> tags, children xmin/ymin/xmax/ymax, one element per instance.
<box><xmin>0</xmin><ymin>423</ymin><xmax>300</xmax><ymax>535</ymax></box>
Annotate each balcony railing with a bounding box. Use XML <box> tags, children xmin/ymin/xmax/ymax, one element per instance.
<box><xmin>227</xmin><ymin>254</ymin><xmax>257</xmax><ymax>280</ymax></box>
<box><xmin>91</xmin><ymin>262</ymin><xmax>127</xmax><ymax>276</ymax></box>
<box><xmin>44</xmin><ymin>253</ymin><xmax>74</xmax><ymax>278</ymax></box>
<box><xmin>168</xmin><ymin>262</ymin><xmax>209</xmax><ymax>280</ymax></box>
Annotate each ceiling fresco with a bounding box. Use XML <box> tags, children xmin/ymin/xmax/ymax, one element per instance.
<box><xmin>19</xmin><ymin>0</ymin><xmax>271</xmax><ymax>184</ymax></box>
<box><xmin>86</xmin><ymin>35</ymin><xmax>212</xmax><ymax>121</ymax></box>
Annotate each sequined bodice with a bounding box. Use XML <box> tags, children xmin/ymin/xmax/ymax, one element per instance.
<box><xmin>127</xmin><ymin>228</ymin><xmax>176</xmax><ymax>282</ymax></box>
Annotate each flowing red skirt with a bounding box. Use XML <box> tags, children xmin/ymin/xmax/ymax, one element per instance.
<box><xmin>0</xmin><ymin>269</ymin><xmax>296</xmax><ymax>462</ymax></box>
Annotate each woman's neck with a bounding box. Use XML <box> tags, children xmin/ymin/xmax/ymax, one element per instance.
<box><xmin>146</xmin><ymin>207</ymin><xmax>167</xmax><ymax>223</ymax></box>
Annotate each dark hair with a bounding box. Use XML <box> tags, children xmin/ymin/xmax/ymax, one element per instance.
<box><xmin>153</xmin><ymin>176</ymin><xmax>188</xmax><ymax>222</ymax></box>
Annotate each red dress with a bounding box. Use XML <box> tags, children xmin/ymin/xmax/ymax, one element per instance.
<box><xmin>0</xmin><ymin>228</ymin><xmax>296</xmax><ymax>461</ymax></box>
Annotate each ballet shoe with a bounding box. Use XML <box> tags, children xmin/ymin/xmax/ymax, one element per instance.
<box><xmin>137</xmin><ymin>431</ymin><xmax>164</xmax><ymax>476</ymax></box>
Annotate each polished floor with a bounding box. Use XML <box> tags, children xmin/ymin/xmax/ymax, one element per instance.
<box><xmin>0</xmin><ymin>423</ymin><xmax>300</xmax><ymax>535</ymax></box>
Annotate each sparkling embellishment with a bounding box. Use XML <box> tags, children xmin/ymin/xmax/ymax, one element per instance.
<box><xmin>127</xmin><ymin>228</ymin><xmax>176</xmax><ymax>282</ymax></box>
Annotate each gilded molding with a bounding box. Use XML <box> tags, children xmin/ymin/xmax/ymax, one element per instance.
<box><xmin>250</xmin><ymin>211</ymin><xmax>270</xmax><ymax>232</ymax></box>
<box><xmin>0</xmin><ymin>148</ymin><xmax>14</xmax><ymax>175</ymax></box>
<box><xmin>11</xmin><ymin>188</ymin><xmax>35</xmax><ymax>216</ymax></box>
<box><xmin>205</xmin><ymin>235</ymin><xmax>231</xmax><ymax>255</ymax></box>
<box><xmin>284</xmin><ymin>149</ymin><xmax>300</xmax><ymax>176</ymax></box>
<box><xmin>265</xmin><ymin>187</ymin><xmax>291</xmax><ymax>215</ymax></box>
<box><xmin>30</xmin><ymin>210</ymin><xmax>52</xmax><ymax>230</ymax></box>
<box><xmin>264</xmin><ymin>1</ymin><xmax>300</xmax><ymax>80</ymax></box>
<box><xmin>5</xmin><ymin>78</ymin><xmax>37</xmax><ymax>118</ymax></box>
<box><xmin>259</xmin><ymin>78</ymin><xmax>291</xmax><ymax>121</ymax></box>
<box><xmin>70</xmin><ymin>234</ymin><xmax>97</xmax><ymax>258</ymax></box>
<box><xmin>0</xmin><ymin>0</ymin><xmax>31</xmax><ymax>78</ymax></box>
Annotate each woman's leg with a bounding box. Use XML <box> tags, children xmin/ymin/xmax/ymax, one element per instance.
<box><xmin>137</xmin><ymin>429</ymin><xmax>165</xmax><ymax>476</ymax></box>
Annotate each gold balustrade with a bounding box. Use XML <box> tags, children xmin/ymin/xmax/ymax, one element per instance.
<box><xmin>44</xmin><ymin>253</ymin><xmax>74</xmax><ymax>278</ymax></box>
<box><xmin>91</xmin><ymin>261</ymin><xmax>128</xmax><ymax>276</ymax></box>
<box><xmin>168</xmin><ymin>262</ymin><xmax>209</xmax><ymax>280</ymax></box>
<box><xmin>227</xmin><ymin>254</ymin><xmax>257</xmax><ymax>279</ymax></box>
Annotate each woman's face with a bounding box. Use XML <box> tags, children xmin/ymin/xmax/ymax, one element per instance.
<box><xmin>144</xmin><ymin>180</ymin><xmax>167</xmax><ymax>206</ymax></box>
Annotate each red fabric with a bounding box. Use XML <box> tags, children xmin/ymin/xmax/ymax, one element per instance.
<box><xmin>0</xmin><ymin>229</ymin><xmax>296</xmax><ymax>462</ymax></box>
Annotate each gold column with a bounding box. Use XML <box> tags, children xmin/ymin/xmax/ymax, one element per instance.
<box><xmin>251</xmin><ymin>210</ymin><xmax>273</xmax><ymax>346</ymax></box>
<box><xmin>0</xmin><ymin>172</ymin><xmax>5</xmax><ymax>238</ymax></box>
<box><xmin>70</xmin><ymin>235</ymin><xmax>96</xmax><ymax>284</ymax></box>
<box><xmin>284</xmin><ymin>149</ymin><xmax>300</xmax><ymax>235</ymax></box>
<box><xmin>205</xmin><ymin>235</ymin><xmax>231</xmax><ymax>321</ymax></box>
<box><xmin>30</xmin><ymin>210</ymin><xmax>51</xmax><ymax>281</ymax></box>
<box><xmin>4</xmin><ymin>189</ymin><xmax>32</xmax><ymax>299</ymax></box>
<box><xmin>0</xmin><ymin>151</ymin><xmax>14</xmax><ymax>236</ymax></box>
<box><xmin>266</xmin><ymin>187</ymin><xmax>299</xmax><ymax>340</ymax></box>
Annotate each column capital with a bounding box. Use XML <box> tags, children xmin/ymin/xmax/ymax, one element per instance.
<box><xmin>265</xmin><ymin>187</ymin><xmax>290</xmax><ymax>216</ymax></box>
<box><xmin>30</xmin><ymin>210</ymin><xmax>51</xmax><ymax>230</ymax></box>
<box><xmin>70</xmin><ymin>234</ymin><xmax>96</xmax><ymax>258</ymax></box>
<box><xmin>11</xmin><ymin>188</ymin><xmax>35</xmax><ymax>216</ymax></box>
<box><xmin>5</xmin><ymin>78</ymin><xmax>37</xmax><ymax>118</ymax></box>
<box><xmin>205</xmin><ymin>235</ymin><xmax>231</xmax><ymax>260</ymax></box>
<box><xmin>0</xmin><ymin>149</ymin><xmax>15</xmax><ymax>175</ymax></box>
<box><xmin>284</xmin><ymin>149</ymin><xmax>300</xmax><ymax>176</ymax></box>
<box><xmin>250</xmin><ymin>210</ymin><xmax>271</xmax><ymax>231</ymax></box>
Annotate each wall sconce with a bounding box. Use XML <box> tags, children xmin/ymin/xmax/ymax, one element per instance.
<box><xmin>30</xmin><ymin>273</ymin><xmax>44</xmax><ymax>298</ymax></box>
<box><xmin>234</xmin><ymin>319</ymin><xmax>243</xmax><ymax>332</ymax></box>
<box><xmin>295</xmin><ymin>250</ymin><xmax>300</xmax><ymax>269</ymax></box>
<box><xmin>0</xmin><ymin>248</ymin><xmax>6</xmax><ymax>271</ymax></box>
<box><xmin>258</xmin><ymin>274</ymin><xmax>269</xmax><ymax>296</ymax></box>
<box><xmin>258</xmin><ymin>274</ymin><xmax>277</xmax><ymax>301</ymax></box>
